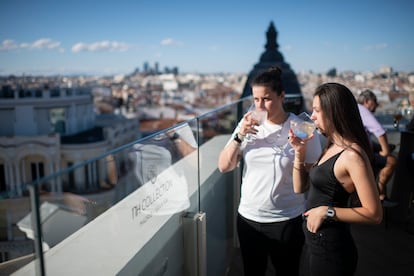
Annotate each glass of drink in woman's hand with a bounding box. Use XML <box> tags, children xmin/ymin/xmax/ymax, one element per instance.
<box><xmin>290</xmin><ymin>112</ymin><xmax>316</xmax><ymax>140</ymax></box>
<box><xmin>245</xmin><ymin>104</ymin><xmax>267</xmax><ymax>143</ymax></box>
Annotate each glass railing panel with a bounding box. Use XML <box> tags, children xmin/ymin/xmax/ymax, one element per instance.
<box><xmin>128</xmin><ymin>119</ymin><xmax>200</xmax><ymax>214</ymax></box>
<box><xmin>10</xmin><ymin>98</ymin><xmax>256</xmax><ymax>275</ymax></box>
<box><xmin>11</xmin><ymin>122</ymin><xmax>201</xmax><ymax>275</ymax></box>
<box><xmin>0</xmin><ymin>185</ymin><xmax>34</xmax><ymax>275</ymax></box>
<box><xmin>197</xmin><ymin>98</ymin><xmax>249</xmax><ymax>276</ymax></box>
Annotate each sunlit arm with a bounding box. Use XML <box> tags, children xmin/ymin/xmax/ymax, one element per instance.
<box><xmin>333</xmin><ymin>148</ymin><xmax>383</xmax><ymax>224</ymax></box>
<box><xmin>218</xmin><ymin>140</ymin><xmax>242</xmax><ymax>173</ymax></box>
<box><xmin>173</xmin><ymin>138</ymin><xmax>197</xmax><ymax>157</ymax></box>
<box><xmin>377</xmin><ymin>134</ymin><xmax>391</xmax><ymax>156</ymax></box>
<box><xmin>289</xmin><ymin>128</ymin><xmax>311</xmax><ymax>193</ymax></box>
<box><xmin>292</xmin><ymin>149</ymin><xmax>310</xmax><ymax>193</ymax></box>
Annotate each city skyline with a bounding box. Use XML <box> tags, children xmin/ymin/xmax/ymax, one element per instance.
<box><xmin>1</xmin><ymin>0</ymin><xmax>414</xmax><ymax>76</ymax></box>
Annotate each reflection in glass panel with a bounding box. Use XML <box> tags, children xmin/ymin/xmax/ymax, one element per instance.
<box><xmin>195</xmin><ymin>101</ymin><xmax>243</xmax><ymax>276</ymax></box>
<box><xmin>0</xmin><ymin>189</ymin><xmax>34</xmax><ymax>266</ymax></box>
<box><xmin>126</xmin><ymin>122</ymin><xmax>198</xmax><ymax>217</ymax></box>
<box><xmin>7</xmin><ymin>99</ymin><xmax>251</xmax><ymax>275</ymax></box>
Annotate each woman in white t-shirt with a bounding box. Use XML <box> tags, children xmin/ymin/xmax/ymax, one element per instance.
<box><xmin>218</xmin><ymin>67</ymin><xmax>321</xmax><ymax>276</ymax></box>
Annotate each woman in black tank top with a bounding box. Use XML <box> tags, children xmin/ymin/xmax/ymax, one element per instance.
<box><xmin>289</xmin><ymin>83</ymin><xmax>383</xmax><ymax>276</ymax></box>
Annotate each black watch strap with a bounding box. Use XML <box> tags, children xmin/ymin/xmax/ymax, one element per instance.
<box><xmin>233</xmin><ymin>133</ymin><xmax>242</xmax><ymax>144</ymax></box>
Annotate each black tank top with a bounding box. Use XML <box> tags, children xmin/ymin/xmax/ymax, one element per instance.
<box><xmin>306</xmin><ymin>150</ymin><xmax>351</xmax><ymax>210</ymax></box>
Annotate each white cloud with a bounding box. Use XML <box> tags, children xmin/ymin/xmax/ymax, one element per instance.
<box><xmin>0</xmin><ymin>38</ymin><xmax>63</xmax><ymax>52</ymax></box>
<box><xmin>0</xmin><ymin>38</ymin><xmax>131</xmax><ymax>53</ymax></box>
<box><xmin>71</xmin><ymin>41</ymin><xmax>131</xmax><ymax>53</ymax></box>
<box><xmin>31</xmin><ymin>38</ymin><xmax>61</xmax><ymax>49</ymax></box>
<box><xmin>160</xmin><ymin>38</ymin><xmax>183</xmax><ymax>46</ymax></box>
<box><xmin>363</xmin><ymin>43</ymin><xmax>388</xmax><ymax>51</ymax></box>
<box><xmin>0</xmin><ymin>39</ymin><xmax>18</xmax><ymax>51</ymax></box>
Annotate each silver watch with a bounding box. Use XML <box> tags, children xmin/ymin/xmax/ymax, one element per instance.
<box><xmin>327</xmin><ymin>207</ymin><xmax>336</xmax><ymax>219</ymax></box>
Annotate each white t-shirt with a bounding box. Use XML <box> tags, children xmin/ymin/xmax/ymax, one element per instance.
<box><xmin>230</xmin><ymin>113</ymin><xmax>322</xmax><ymax>223</ymax></box>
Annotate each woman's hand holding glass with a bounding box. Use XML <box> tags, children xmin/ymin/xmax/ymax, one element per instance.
<box><xmin>290</xmin><ymin>112</ymin><xmax>315</xmax><ymax>141</ymax></box>
<box><xmin>242</xmin><ymin>105</ymin><xmax>267</xmax><ymax>144</ymax></box>
<box><xmin>289</xmin><ymin>112</ymin><xmax>315</xmax><ymax>152</ymax></box>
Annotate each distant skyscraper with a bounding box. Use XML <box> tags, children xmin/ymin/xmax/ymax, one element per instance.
<box><xmin>155</xmin><ymin>62</ymin><xmax>159</xmax><ymax>74</ymax></box>
<box><xmin>241</xmin><ymin>21</ymin><xmax>304</xmax><ymax>113</ymax></box>
<box><xmin>143</xmin><ymin>62</ymin><xmax>149</xmax><ymax>73</ymax></box>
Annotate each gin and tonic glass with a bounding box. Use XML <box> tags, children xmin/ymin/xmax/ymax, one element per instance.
<box><xmin>290</xmin><ymin>112</ymin><xmax>316</xmax><ymax>140</ymax></box>
<box><xmin>245</xmin><ymin>104</ymin><xmax>267</xmax><ymax>144</ymax></box>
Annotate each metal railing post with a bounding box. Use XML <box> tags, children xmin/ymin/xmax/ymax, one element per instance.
<box><xmin>28</xmin><ymin>184</ymin><xmax>45</xmax><ymax>276</ymax></box>
<box><xmin>183</xmin><ymin>212</ymin><xmax>207</xmax><ymax>276</ymax></box>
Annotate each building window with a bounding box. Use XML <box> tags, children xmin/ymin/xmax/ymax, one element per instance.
<box><xmin>0</xmin><ymin>164</ymin><xmax>5</xmax><ymax>195</ymax></box>
<box><xmin>50</xmin><ymin>108</ymin><xmax>66</xmax><ymax>135</ymax></box>
<box><xmin>84</xmin><ymin>161</ymin><xmax>99</xmax><ymax>191</ymax></box>
<box><xmin>30</xmin><ymin>162</ymin><xmax>47</xmax><ymax>191</ymax></box>
<box><xmin>0</xmin><ymin>209</ymin><xmax>7</xmax><ymax>242</ymax></box>
<box><xmin>0</xmin><ymin>251</ymin><xmax>9</xmax><ymax>262</ymax></box>
<box><xmin>30</xmin><ymin>162</ymin><xmax>44</xmax><ymax>181</ymax></box>
<box><xmin>68</xmin><ymin>162</ymin><xmax>75</xmax><ymax>191</ymax></box>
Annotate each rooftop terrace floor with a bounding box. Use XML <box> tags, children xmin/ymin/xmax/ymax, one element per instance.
<box><xmin>227</xmin><ymin>213</ymin><xmax>414</xmax><ymax>276</ymax></box>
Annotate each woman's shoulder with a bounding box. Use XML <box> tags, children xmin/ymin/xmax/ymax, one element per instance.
<box><xmin>341</xmin><ymin>143</ymin><xmax>368</xmax><ymax>164</ymax></box>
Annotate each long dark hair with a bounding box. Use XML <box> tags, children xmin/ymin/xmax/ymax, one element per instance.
<box><xmin>250</xmin><ymin>66</ymin><xmax>284</xmax><ymax>96</ymax></box>
<box><xmin>314</xmin><ymin>82</ymin><xmax>373</xmax><ymax>163</ymax></box>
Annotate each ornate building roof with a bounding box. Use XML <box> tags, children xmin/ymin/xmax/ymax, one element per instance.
<box><xmin>241</xmin><ymin>21</ymin><xmax>304</xmax><ymax>112</ymax></box>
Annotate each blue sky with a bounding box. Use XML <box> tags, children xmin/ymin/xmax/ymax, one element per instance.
<box><xmin>1</xmin><ymin>0</ymin><xmax>413</xmax><ymax>76</ymax></box>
